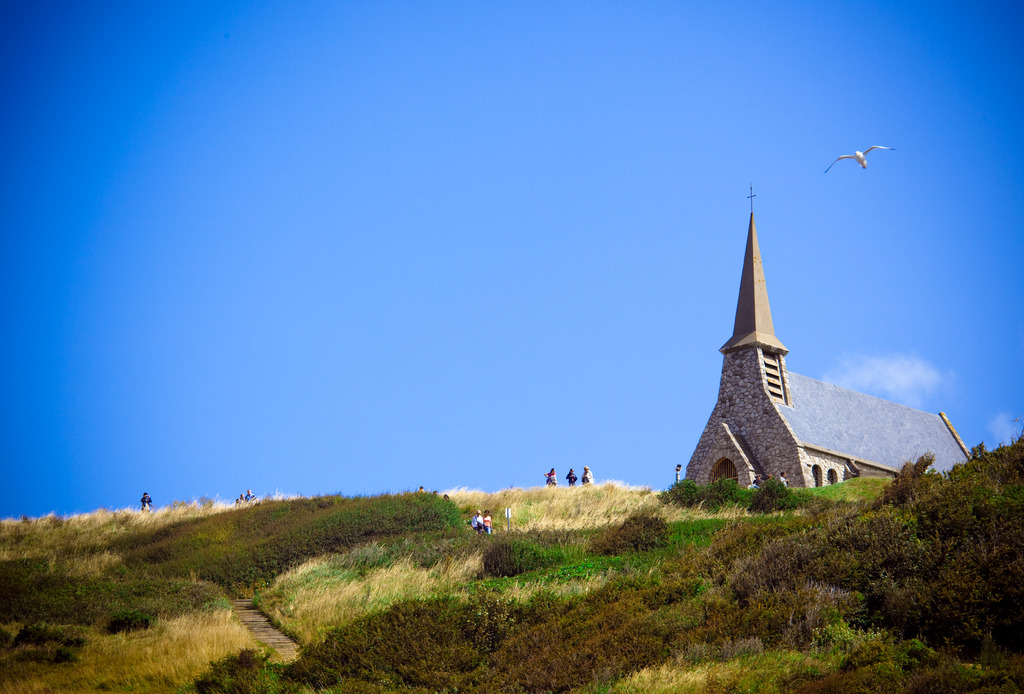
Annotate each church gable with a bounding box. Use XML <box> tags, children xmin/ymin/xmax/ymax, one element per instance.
<box><xmin>706</xmin><ymin>422</ymin><xmax>759</xmax><ymax>485</ymax></box>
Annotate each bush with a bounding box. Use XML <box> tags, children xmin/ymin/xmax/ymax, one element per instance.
<box><xmin>876</xmin><ymin>454</ymin><xmax>937</xmax><ymax>509</ymax></box>
<box><xmin>661</xmin><ymin>479</ymin><xmax>701</xmax><ymax>506</ymax></box>
<box><xmin>195</xmin><ymin>649</ymin><xmax>280</xmax><ymax>694</ymax></box>
<box><xmin>14</xmin><ymin>623</ymin><xmax>67</xmax><ymax>647</ymax></box>
<box><xmin>108</xmin><ymin>609</ymin><xmax>154</xmax><ymax>633</ymax></box>
<box><xmin>482</xmin><ymin>538</ymin><xmax>547</xmax><ymax>578</ymax></box>
<box><xmin>661</xmin><ymin>478</ymin><xmax>750</xmax><ymax>511</ymax></box>
<box><xmin>53</xmin><ymin>646</ymin><xmax>78</xmax><ymax>663</ymax></box>
<box><xmin>591</xmin><ymin>511</ymin><xmax>669</xmax><ymax>555</ymax></box>
<box><xmin>748</xmin><ymin>478</ymin><xmax>799</xmax><ymax>513</ymax></box>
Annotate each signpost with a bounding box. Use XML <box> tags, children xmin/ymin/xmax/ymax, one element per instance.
<box><xmin>505</xmin><ymin>507</ymin><xmax>512</xmax><ymax>532</ymax></box>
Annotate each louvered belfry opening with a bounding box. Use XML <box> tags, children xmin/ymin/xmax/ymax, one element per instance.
<box><xmin>711</xmin><ymin>458</ymin><xmax>738</xmax><ymax>483</ymax></box>
<box><xmin>762</xmin><ymin>351</ymin><xmax>788</xmax><ymax>404</ymax></box>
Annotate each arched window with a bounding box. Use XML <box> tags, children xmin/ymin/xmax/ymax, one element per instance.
<box><xmin>711</xmin><ymin>458</ymin><xmax>738</xmax><ymax>483</ymax></box>
<box><xmin>827</xmin><ymin>469</ymin><xmax>838</xmax><ymax>485</ymax></box>
<box><xmin>812</xmin><ymin>465</ymin><xmax>823</xmax><ymax>487</ymax></box>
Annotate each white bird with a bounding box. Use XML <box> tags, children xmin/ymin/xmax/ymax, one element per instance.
<box><xmin>824</xmin><ymin>146</ymin><xmax>895</xmax><ymax>173</ymax></box>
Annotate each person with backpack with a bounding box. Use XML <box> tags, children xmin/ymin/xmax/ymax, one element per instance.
<box><xmin>566</xmin><ymin>469</ymin><xmax>578</xmax><ymax>487</ymax></box>
<box><xmin>545</xmin><ymin>468</ymin><xmax>557</xmax><ymax>486</ymax></box>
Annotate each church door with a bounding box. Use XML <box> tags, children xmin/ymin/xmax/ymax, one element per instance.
<box><xmin>711</xmin><ymin>458</ymin><xmax>738</xmax><ymax>483</ymax></box>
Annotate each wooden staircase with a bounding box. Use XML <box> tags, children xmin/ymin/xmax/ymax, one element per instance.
<box><xmin>231</xmin><ymin>599</ymin><xmax>300</xmax><ymax>662</ymax></box>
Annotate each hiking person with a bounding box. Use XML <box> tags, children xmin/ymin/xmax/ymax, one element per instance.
<box><xmin>140</xmin><ymin>492</ymin><xmax>152</xmax><ymax>511</ymax></box>
<box><xmin>566</xmin><ymin>468</ymin><xmax>578</xmax><ymax>487</ymax></box>
<box><xmin>483</xmin><ymin>511</ymin><xmax>493</xmax><ymax>535</ymax></box>
<box><xmin>471</xmin><ymin>510</ymin><xmax>484</xmax><ymax>533</ymax></box>
<box><xmin>245</xmin><ymin>489</ymin><xmax>256</xmax><ymax>502</ymax></box>
<box><xmin>581</xmin><ymin>466</ymin><xmax>593</xmax><ymax>485</ymax></box>
<box><xmin>545</xmin><ymin>468</ymin><xmax>557</xmax><ymax>486</ymax></box>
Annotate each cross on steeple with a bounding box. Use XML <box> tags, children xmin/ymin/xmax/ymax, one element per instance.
<box><xmin>747</xmin><ymin>184</ymin><xmax>756</xmax><ymax>213</ymax></box>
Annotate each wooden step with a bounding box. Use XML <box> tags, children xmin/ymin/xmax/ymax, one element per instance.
<box><xmin>231</xmin><ymin>599</ymin><xmax>300</xmax><ymax>662</ymax></box>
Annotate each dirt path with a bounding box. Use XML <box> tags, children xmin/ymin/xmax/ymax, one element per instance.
<box><xmin>231</xmin><ymin>599</ymin><xmax>300</xmax><ymax>662</ymax></box>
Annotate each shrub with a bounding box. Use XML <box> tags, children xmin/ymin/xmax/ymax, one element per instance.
<box><xmin>661</xmin><ymin>479</ymin><xmax>701</xmax><ymax>507</ymax></box>
<box><xmin>702</xmin><ymin>479</ymin><xmax>749</xmax><ymax>510</ymax></box>
<box><xmin>0</xmin><ymin>625</ymin><xmax>13</xmax><ymax>649</ymax></box>
<box><xmin>108</xmin><ymin>609</ymin><xmax>154</xmax><ymax>633</ymax></box>
<box><xmin>482</xmin><ymin>538</ymin><xmax>546</xmax><ymax>577</ymax></box>
<box><xmin>661</xmin><ymin>478</ymin><xmax>750</xmax><ymax>511</ymax></box>
<box><xmin>53</xmin><ymin>646</ymin><xmax>78</xmax><ymax>663</ymax></box>
<box><xmin>591</xmin><ymin>511</ymin><xmax>669</xmax><ymax>555</ymax></box>
<box><xmin>748</xmin><ymin>478</ymin><xmax>799</xmax><ymax>513</ymax></box>
<box><xmin>14</xmin><ymin>623</ymin><xmax>67</xmax><ymax>647</ymax></box>
<box><xmin>876</xmin><ymin>454</ymin><xmax>936</xmax><ymax>509</ymax></box>
<box><xmin>194</xmin><ymin>649</ymin><xmax>280</xmax><ymax>694</ymax></box>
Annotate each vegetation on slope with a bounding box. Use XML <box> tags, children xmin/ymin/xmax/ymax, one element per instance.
<box><xmin>2</xmin><ymin>440</ymin><xmax>1022</xmax><ymax>693</ymax></box>
<box><xmin>204</xmin><ymin>438</ymin><xmax>1024</xmax><ymax>693</ymax></box>
<box><xmin>0</xmin><ymin>492</ymin><xmax>461</xmax><ymax>693</ymax></box>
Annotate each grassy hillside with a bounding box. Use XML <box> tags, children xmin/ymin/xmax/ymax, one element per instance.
<box><xmin>1</xmin><ymin>443</ymin><xmax>1022</xmax><ymax>693</ymax></box>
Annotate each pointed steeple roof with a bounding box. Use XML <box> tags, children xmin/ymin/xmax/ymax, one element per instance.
<box><xmin>720</xmin><ymin>213</ymin><xmax>788</xmax><ymax>355</ymax></box>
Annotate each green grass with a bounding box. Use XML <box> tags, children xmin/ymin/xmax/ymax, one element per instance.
<box><xmin>804</xmin><ymin>476</ymin><xmax>890</xmax><ymax>502</ymax></box>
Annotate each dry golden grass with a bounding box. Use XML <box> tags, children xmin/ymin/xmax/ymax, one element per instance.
<box><xmin>445</xmin><ymin>481</ymin><xmax>748</xmax><ymax>531</ymax></box>
<box><xmin>597</xmin><ymin>651</ymin><xmax>832</xmax><ymax>693</ymax></box>
<box><xmin>261</xmin><ymin>554</ymin><xmax>483</xmax><ymax>644</ymax></box>
<box><xmin>0</xmin><ymin>501</ymin><xmax>241</xmax><ymax>564</ymax></box>
<box><xmin>0</xmin><ymin>609</ymin><xmax>261</xmax><ymax>694</ymax></box>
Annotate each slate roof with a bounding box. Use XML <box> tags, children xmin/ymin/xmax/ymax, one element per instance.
<box><xmin>779</xmin><ymin>372</ymin><xmax>968</xmax><ymax>471</ymax></box>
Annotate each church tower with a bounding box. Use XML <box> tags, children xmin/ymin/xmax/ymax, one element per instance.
<box><xmin>686</xmin><ymin>214</ymin><xmax>803</xmax><ymax>485</ymax></box>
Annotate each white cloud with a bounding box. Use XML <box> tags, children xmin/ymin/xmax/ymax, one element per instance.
<box><xmin>821</xmin><ymin>353</ymin><xmax>948</xmax><ymax>409</ymax></box>
<box><xmin>987</xmin><ymin>412</ymin><xmax>1021</xmax><ymax>447</ymax></box>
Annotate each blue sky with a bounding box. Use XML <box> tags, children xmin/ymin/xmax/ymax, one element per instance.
<box><xmin>2</xmin><ymin>1</ymin><xmax>1022</xmax><ymax>517</ymax></box>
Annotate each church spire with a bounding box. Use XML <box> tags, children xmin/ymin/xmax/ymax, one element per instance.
<box><xmin>720</xmin><ymin>213</ymin><xmax>788</xmax><ymax>355</ymax></box>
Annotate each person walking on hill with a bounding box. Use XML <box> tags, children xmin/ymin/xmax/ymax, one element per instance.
<box><xmin>471</xmin><ymin>510</ymin><xmax>484</xmax><ymax>533</ymax></box>
<box><xmin>545</xmin><ymin>468</ymin><xmax>557</xmax><ymax>486</ymax></box>
<box><xmin>581</xmin><ymin>466</ymin><xmax>593</xmax><ymax>485</ymax></box>
<box><xmin>483</xmin><ymin>511</ymin><xmax>493</xmax><ymax>535</ymax></box>
<box><xmin>566</xmin><ymin>468</ymin><xmax>578</xmax><ymax>487</ymax></box>
<box><xmin>140</xmin><ymin>492</ymin><xmax>152</xmax><ymax>511</ymax></box>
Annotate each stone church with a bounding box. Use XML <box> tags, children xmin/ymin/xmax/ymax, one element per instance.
<box><xmin>686</xmin><ymin>214</ymin><xmax>969</xmax><ymax>488</ymax></box>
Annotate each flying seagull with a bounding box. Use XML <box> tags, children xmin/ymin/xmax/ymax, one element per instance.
<box><xmin>824</xmin><ymin>146</ymin><xmax>895</xmax><ymax>173</ymax></box>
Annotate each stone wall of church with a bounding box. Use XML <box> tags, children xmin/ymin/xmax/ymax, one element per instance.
<box><xmin>796</xmin><ymin>447</ymin><xmax>850</xmax><ymax>487</ymax></box>
<box><xmin>686</xmin><ymin>347</ymin><xmax>804</xmax><ymax>486</ymax></box>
